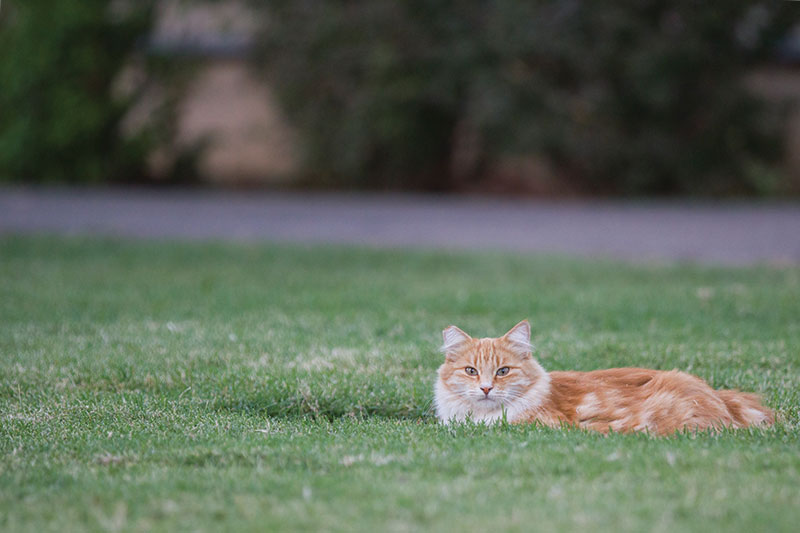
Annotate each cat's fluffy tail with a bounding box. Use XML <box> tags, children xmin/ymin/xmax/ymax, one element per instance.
<box><xmin>717</xmin><ymin>389</ymin><xmax>774</xmax><ymax>428</ymax></box>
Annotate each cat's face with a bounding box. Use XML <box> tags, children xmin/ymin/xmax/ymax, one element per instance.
<box><xmin>435</xmin><ymin>320</ymin><xmax>547</xmax><ymax>421</ymax></box>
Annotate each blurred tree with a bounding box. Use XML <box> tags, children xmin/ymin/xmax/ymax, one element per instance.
<box><xmin>0</xmin><ymin>1</ymin><xmax>157</xmax><ymax>183</ymax></box>
<box><xmin>255</xmin><ymin>1</ymin><xmax>796</xmax><ymax>194</ymax></box>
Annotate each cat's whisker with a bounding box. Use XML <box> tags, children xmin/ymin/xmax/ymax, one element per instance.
<box><xmin>419</xmin><ymin>397</ymin><xmax>436</xmax><ymax>417</ymax></box>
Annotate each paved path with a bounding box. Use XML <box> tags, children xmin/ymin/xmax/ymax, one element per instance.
<box><xmin>2</xmin><ymin>187</ymin><xmax>799</xmax><ymax>264</ymax></box>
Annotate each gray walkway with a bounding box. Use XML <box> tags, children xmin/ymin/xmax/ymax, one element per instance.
<box><xmin>2</xmin><ymin>187</ymin><xmax>800</xmax><ymax>265</ymax></box>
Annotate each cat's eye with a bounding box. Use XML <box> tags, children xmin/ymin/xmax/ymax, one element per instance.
<box><xmin>496</xmin><ymin>367</ymin><xmax>510</xmax><ymax>376</ymax></box>
<box><xmin>465</xmin><ymin>367</ymin><xmax>478</xmax><ymax>376</ymax></box>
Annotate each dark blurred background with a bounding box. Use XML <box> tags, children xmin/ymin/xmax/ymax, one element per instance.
<box><xmin>1</xmin><ymin>1</ymin><xmax>799</xmax><ymax>196</ymax></box>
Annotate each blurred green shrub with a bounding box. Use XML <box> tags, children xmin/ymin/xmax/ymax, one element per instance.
<box><xmin>257</xmin><ymin>1</ymin><xmax>795</xmax><ymax>194</ymax></box>
<box><xmin>0</xmin><ymin>1</ymin><xmax>159</xmax><ymax>183</ymax></box>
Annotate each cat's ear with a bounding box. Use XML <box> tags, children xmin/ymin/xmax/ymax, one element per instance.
<box><xmin>441</xmin><ymin>325</ymin><xmax>471</xmax><ymax>358</ymax></box>
<box><xmin>503</xmin><ymin>320</ymin><xmax>532</xmax><ymax>355</ymax></box>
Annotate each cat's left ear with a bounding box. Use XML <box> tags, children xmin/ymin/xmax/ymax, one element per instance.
<box><xmin>441</xmin><ymin>325</ymin><xmax>471</xmax><ymax>359</ymax></box>
<box><xmin>503</xmin><ymin>320</ymin><xmax>532</xmax><ymax>355</ymax></box>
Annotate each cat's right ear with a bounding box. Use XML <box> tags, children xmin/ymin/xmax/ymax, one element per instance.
<box><xmin>502</xmin><ymin>320</ymin><xmax>532</xmax><ymax>356</ymax></box>
<box><xmin>441</xmin><ymin>325</ymin><xmax>471</xmax><ymax>360</ymax></box>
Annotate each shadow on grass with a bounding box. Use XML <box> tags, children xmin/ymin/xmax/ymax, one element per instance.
<box><xmin>212</xmin><ymin>391</ymin><xmax>434</xmax><ymax>421</ymax></box>
<box><xmin>211</xmin><ymin>391</ymin><xmax>793</xmax><ymax>442</ymax></box>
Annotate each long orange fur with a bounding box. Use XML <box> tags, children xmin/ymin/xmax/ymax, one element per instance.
<box><xmin>434</xmin><ymin>320</ymin><xmax>773</xmax><ymax>435</ymax></box>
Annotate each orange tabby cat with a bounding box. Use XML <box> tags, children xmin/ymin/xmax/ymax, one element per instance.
<box><xmin>434</xmin><ymin>320</ymin><xmax>773</xmax><ymax>435</ymax></box>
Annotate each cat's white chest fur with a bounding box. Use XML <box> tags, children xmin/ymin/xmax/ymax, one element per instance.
<box><xmin>434</xmin><ymin>380</ymin><xmax>507</xmax><ymax>423</ymax></box>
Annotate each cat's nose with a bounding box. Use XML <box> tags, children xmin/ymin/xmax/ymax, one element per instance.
<box><xmin>481</xmin><ymin>386</ymin><xmax>493</xmax><ymax>396</ymax></box>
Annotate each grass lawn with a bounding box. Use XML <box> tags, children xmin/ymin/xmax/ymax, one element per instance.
<box><xmin>1</xmin><ymin>236</ymin><xmax>799</xmax><ymax>532</ymax></box>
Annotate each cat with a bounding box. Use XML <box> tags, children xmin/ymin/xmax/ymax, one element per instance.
<box><xmin>434</xmin><ymin>320</ymin><xmax>774</xmax><ymax>435</ymax></box>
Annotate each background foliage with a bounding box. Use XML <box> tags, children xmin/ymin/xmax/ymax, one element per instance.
<box><xmin>0</xmin><ymin>1</ymin><xmax>161</xmax><ymax>183</ymax></box>
<box><xmin>257</xmin><ymin>1</ymin><xmax>796</xmax><ymax>194</ymax></box>
<box><xmin>0</xmin><ymin>1</ymin><xmax>796</xmax><ymax>193</ymax></box>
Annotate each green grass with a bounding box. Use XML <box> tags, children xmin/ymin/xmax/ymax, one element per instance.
<box><xmin>1</xmin><ymin>236</ymin><xmax>799</xmax><ymax>532</ymax></box>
